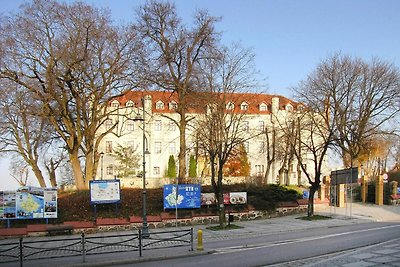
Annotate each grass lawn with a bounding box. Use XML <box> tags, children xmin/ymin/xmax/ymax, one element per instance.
<box><xmin>206</xmin><ymin>224</ymin><xmax>244</xmax><ymax>231</ymax></box>
<box><xmin>297</xmin><ymin>215</ymin><xmax>332</xmax><ymax>221</ymax></box>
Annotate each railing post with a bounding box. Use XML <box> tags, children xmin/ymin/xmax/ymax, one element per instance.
<box><xmin>19</xmin><ymin>237</ymin><xmax>23</xmax><ymax>267</ymax></box>
<box><xmin>81</xmin><ymin>233</ymin><xmax>86</xmax><ymax>263</ymax></box>
<box><xmin>138</xmin><ymin>229</ymin><xmax>142</xmax><ymax>257</ymax></box>
<box><xmin>190</xmin><ymin>228</ymin><xmax>193</xmax><ymax>251</ymax></box>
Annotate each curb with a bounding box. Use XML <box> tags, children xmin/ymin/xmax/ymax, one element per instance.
<box><xmin>62</xmin><ymin>250</ymin><xmax>215</xmax><ymax>267</ymax></box>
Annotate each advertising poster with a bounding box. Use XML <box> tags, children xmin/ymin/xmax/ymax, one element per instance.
<box><xmin>0</xmin><ymin>187</ymin><xmax>58</xmax><ymax>220</ymax></box>
<box><xmin>164</xmin><ymin>184</ymin><xmax>201</xmax><ymax>209</ymax></box>
<box><xmin>229</xmin><ymin>192</ymin><xmax>247</xmax><ymax>204</ymax></box>
<box><xmin>90</xmin><ymin>180</ymin><xmax>121</xmax><ymax>204</ymax></box>
<box><xmin>3</xmin><ymin>192</ymin><xmax>16</xmax><ymax>218</ymax></box>
<box><xmin>44</xmin><ymin>188</ymin><xmax>58</xmax><ymax>218</ymax></box>
<box><xmin>16</xmin><ymin>187</ymin><xmax>45</xmax><ymax>219</ymax></box>
<box><xmin>200</xmin><ymin>193</ymin><xmax>216</xmax><ymax>206</ymax></box>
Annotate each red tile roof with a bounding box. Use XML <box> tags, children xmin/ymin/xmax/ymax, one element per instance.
<box><xmin>113</xmin><ymin>90</ymin><xmax>299</xmax><ymax>114</ymax></box>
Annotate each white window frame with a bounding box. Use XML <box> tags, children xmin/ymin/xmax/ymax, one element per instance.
<box><xmin>156</xmin><ymin>101</ymin><xmax>164</xmax><ymax>110</ymax></box>
<box><xmin>242</xmin><ymin>121</ymin><xmax>249</xmax><ymax>132</ymax></box>
<box><xmin>127</xmin><ymin>120</ymin><xmax>134</xmax><ymax>131</ymax></box>
<box><xmin>260</xmin><ymin>103</ymin><xmax>267</xmax><ymax>111</ymax></box>
<box><xmin>241</xmin><ymin>102</ymin><xmax>249</xmax><ymax>111</ymax></box>
<box><xmin>169</xmin><ymin>142</ymin><xmax>176</xmax><ymax>154</ymax></box>
<box><xmin>106</xmin><ymin>165</ymin><xmax>114</xmax><ymax>175</ymax></box>
<box><xmin>153</xmin><ymin>166</ymin><xmax>160</xmax><ymax>175</ymax></box>
<box><xmin>168</xmin><ymin>121</ymin><xmax>176</xmax><ymax>131</ymax></box>
<box><xmin>105</xmin><ymin>141</ymin><xmax>113</xmax><ymax>153</ymax></box>
<box><xmin>155</xmin><ymin>120</ymin><xmax>162</xmax><ymax>131</ymax></box>
<box><xmin>154</xmin><ymin>141</ymin><xmax>162</xmax><ymax>154</ymax></box>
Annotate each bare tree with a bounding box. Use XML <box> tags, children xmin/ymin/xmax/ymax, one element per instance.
<box><xmin>0</xmin><ymin>0</ymin><xmax>141</xmax><ymax>189</ymax></box>
<box><xmin>294</xmin><ymin>53</ymin><xmax>400</xmax><ymax>216</ymax></box>
<box><xmin>135</xmin><ymin>1</ymin><xmax>220</xmax><ymax>182</ymax></box>
<box><xmin>0</xmin><ymin>83</ymin><xmax>53</xmax><ymax>187</ymax></box>
<box><xmin>321</xmin><ymin>54</ymin><xmax>400</xmax><ymax>166</ymax></box>
<box><xmin>195</xmin><ymin>44</ymin><xmax>258</xmax><ymax>227</ymax></box>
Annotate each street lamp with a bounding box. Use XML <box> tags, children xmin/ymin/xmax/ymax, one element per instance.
<box><xmin>133</xmin><ymin>97</ymin><xmax>150</xmax><ymax>237</ymax></box>
<box><xmin>100</xmin><ymin>152</ymin><xmax>104</xmax><ymax>180</ymax></box>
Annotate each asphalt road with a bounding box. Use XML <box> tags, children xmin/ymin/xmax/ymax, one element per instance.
<box><xmin>114</xmin><ymin>222</ymin><xmax>400</xmax><ymax>267</ymax></box>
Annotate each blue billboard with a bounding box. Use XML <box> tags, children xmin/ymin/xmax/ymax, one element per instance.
<box><xmin>163</xmin><ymin>184</ymin><xmax>201</xmax><ymax>209</ymax></box>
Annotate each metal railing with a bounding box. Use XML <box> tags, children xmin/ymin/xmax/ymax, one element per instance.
<box><xmin>0</xmin><ymin>228</ymin><xmax>193</xmax><ymax>266</ymax></box>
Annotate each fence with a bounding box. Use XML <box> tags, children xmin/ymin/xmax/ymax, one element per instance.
<box><xmin>0</xmin><ymin>228</ymin><xmax>193</xmax><ymax>266</ymax></box>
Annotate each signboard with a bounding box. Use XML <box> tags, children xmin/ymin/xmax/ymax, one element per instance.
<box><xmin>90</xmin><ymin>180</ymin><xmax>121</xmax><ymax>204</ymax></box>
<box><xmin>200</xmin><ymin>192</ymin><xmax>247</xmax><ymax>205</ymax></box>
<box><xmin>201</xmin><ymin>193</ymin><xmax>216</xmax><ymax>205</ymax></box>
<box><xmin>331</xmin><ymin>167</ymin><xmax>358</xmax><ymax>185</ymax></box>
<box><xmin>397</xmin><ymin>187</ymin><xmax>400</xmax><ymax>194</ymax></box>
<box><xmin>163</xmin><ymin>184</ymin><xmax>201</xmax><ymax>209</ymax></box>
<box><xmin>224</xmin><ymin>192</ymin><xmax>247</xmax><ymax>204</ymax></box>
<box><xmin>0</xmin><ymin>187</ymin><xmax>57</xmax><ymax>219</ymax></box>
<box><xmin>303</xmin><ymin>190</ymin><xmax>309</xmax><ymax>199</ymax></box>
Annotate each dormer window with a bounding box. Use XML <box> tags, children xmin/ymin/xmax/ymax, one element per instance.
<box><xmin>156</xmin><ymin>101</ymin><xmax>164</xmax><ymax>110</ymax></box>
<box><xmin>286</xmin><ymin>104</ymin><xmax>294</xmax><ymax>112</ymax></box>
<box><xmin>241</xmin><ymin>102</ymin><xmax>249</xmax><ymax>111</ymax></box>
<box><xmin>226</xmin><ymin>102</ymin><xmax>234</xmax><ymax>110</ymax></box>
<box><xmin>111</xmin><ymin>101</ymin><xmax>120</xmax><ymax>108</ymax></box>
<box><xmin>169</xmin><ymin>101</ymin><xmax>177</xmax><ymax>110</ymax></box>
<box><xmin>259</xmin><ymin>103</ymin><xmax>268</xmax><ymax>111</ymax></box>
<box><xmin>126</xmin><ymin>101</ymin><xmax>134</xmax><ymax>107</ymax></box>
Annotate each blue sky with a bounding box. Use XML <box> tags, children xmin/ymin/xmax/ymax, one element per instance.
<box><xmin>0</xmin><ymin>0</ymin><xmax>399</xmax><ymax>189</ymax></box>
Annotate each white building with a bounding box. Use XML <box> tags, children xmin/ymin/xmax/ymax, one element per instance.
<box><xmin>96</xmin><ymin>91</ymin><xmax>328</xmax><ymax>188</ymax></box>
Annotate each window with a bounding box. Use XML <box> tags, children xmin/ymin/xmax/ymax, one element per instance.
<box><xmin>258</xmin><ymin>121</ymin><xmax>265</xmax><ymax>131</ymax></box>
<box><xmin>241</xmin><ymin>102</ymin><xmax>248</xmax><ymax>111</ymax></box>
<box><xmin>169</xmin><ymin>142</ymin><xmax>176</xmax><ymax>154</ymax></box>
<box><xmin>258</xmin><ymin>141</ymin><xmax>265</xmax><ymax>153</ymax></box>
<box><xmin>168</xmin><ymin>121</ymin><xmax>176</xmax><ymax>131</ymax></box>
<box><xmin>156</xmin><ymin>101</ymin><xmax>164</xmax><ymax>110</ymax></box>
<box><xmin>243</xmin><ymin>142</ymin><xmax>249</xmax><ymax>153</ymax></box>
<box><xmin>127</xmin><ymin>120</ymin><xmax>134</xmax><ymax>131</ymax></box>
<box><xmin>105</xmin><ymin>141</ymin><xmax>113</xmax><ymax>153</ymax></box>
<box><xmin>154</xmin><ymin>120</ymin><xmax>162</xmax><ymax>131</ymax></box>
<box><xmin>126</xmin><ymin>101</ymin><xmax>134</xmax><ymax>107</ymax></box>
<box><xmin>169</xmin><ymin>101</ymin><xmax>177</xmax><ymax>110</ymax></box>
<box><xmin>106</xmin><ymin>165</ymin><xmax>114</xmax><ymax>175</ymax></box>
<box><xmin>255</xmin><ymin>165</ymin><xmax>264</xmax><ymax>176</ymax></box>
<box><xmin>105</xmin><ymin>119</ymin><xmax>113</xmax><ymax>130</ymax></box>
<box><xmin>226</xmin><ymin>102</ymin><xmax>234</xmax><ymax>110</ymax></box>
<box><xmin>260</xmin><ymin>104</ymin><xmax>267</xmax><ymax>111</ymax></box>
<box><xmin>242</xmin><ymin>121</ymin><xmax>249</xmax><ymax>132</ymax></box>
<box><xmin>153</xmin><ymin>167</ymin><xmax>160</xmax><ymax>175</ymax></box>
<box><xmin>111</xmin><ymin>101</ymin><xmax>119</xmax><ymax>108</ymax></box>
<box><xmin>127</xmin><ymin>141</ymin><xmax>134</xmax><ymax>149</ymax></box>
<box><xmin>154</xmin><ymin>141</ymin><xmax>162</xmax><ymax>154</ymax></box>
<box><xmin>286</xmin><ymin>104</ymin><xmax>294</xmax><ymax>112</ymax></box>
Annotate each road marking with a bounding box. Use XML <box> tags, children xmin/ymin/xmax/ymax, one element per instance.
<box><xmin>213</xmin><ymin>224</ymin><xmax>400</xmax><ymax>255</ymax></box>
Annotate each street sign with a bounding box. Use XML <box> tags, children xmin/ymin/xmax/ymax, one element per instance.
<box><xmin>331</xmin><ymin>167</ymin><xmax>358</xmax><ymax>185</ymax></box>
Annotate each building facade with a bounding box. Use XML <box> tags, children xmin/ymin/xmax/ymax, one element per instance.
<box><xmin>96</xmin><ymin>91</ymin><xmax>328</xmax><ymax>188</ymax></box>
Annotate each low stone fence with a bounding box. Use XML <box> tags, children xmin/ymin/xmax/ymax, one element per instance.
<box><xmin>1</xmin><ymin>200</ymin><xmax>324</xmax><ymax>238</ymax></box>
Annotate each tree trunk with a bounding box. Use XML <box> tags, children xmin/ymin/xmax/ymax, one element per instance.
<box><xmin>178</xmin><ymin>114</ymin><xmax>187</xmax><ymax>183</ymax></box>
<box><xmin>307</xmin><ymin>184</ymin><xmax>318</xmax><ymax>217</ymax></box>
<box><xmin>69</xmin><ymin>153</ymin><xmax>86</xmax><ymax>190</ymax></box>
<box><xmin>31</xmin><ymin>166</ymin><xmax>47</xmax><ymax>188</ymax></box>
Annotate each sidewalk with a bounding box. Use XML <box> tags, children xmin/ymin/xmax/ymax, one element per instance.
<box><xmin>1</xmin><ymin>203</ymin><xmax>400</xmax><ymax>267</ymax></box>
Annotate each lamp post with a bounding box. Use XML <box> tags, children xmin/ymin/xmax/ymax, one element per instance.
<box><xmin>100</xmin><ymin>152</ymin><xmax>104</xmax><ymax>180</ymax></box>
<box><xmin>133</xmin><ymin>97</ymin><xmax>150</xmax><ymax>237</ymax></box>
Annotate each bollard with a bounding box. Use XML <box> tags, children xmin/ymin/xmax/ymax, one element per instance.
<box><xmin>197</xmin><ymin>229</ymin><xmax>204</xmax><ymax>251</ymax></box>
